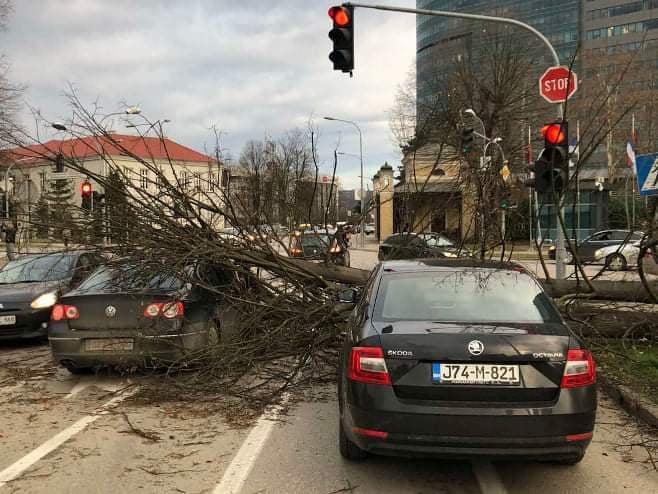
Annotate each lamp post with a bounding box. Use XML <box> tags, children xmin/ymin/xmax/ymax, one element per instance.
<box><xmin>324</xmin><ymin>116</ymin><xmax>364</xmax><ymax>247</ymax></box>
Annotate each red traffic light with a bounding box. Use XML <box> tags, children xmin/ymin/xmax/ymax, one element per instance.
<box><xmin>328</xmin><ymin>6</ymin><xmax>350</xmax><ymax>27</ymax></box>
<box><xmin>81</xmin><ymin>181</ymin><xmax>92</xmax><ymax>196</ymax></box>
<box><xmin>541</xmin><ymin>124</ymin><xmax>566</xmax><ymax>145</ymax></box>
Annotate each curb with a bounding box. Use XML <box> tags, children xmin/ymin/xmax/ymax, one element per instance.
<box><xmin>598</xmin><ymin>372</ymin><xmax>658</xmax><ymax>429</ymax></box>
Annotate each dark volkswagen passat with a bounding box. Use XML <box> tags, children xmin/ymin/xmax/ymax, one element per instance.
<box><xmin>49</xmin><ymin>262</ymin><xmax>228</xmax><ymax>373</ymax></box>
<box><xmin>0</xmin><ymin>251</ymin><xmax>102</xmax><ymax>340</ymax></box>
<box><xmin>338</xmin><ymin>259</ymin><xmax>596</xmax><ymax>464</ymax></box>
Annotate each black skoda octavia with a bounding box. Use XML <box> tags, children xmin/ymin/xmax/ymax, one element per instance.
<box><xmin>338</xmin><ymin>259</ymin><xmax>596</xmax><ymax>464</ymax></box>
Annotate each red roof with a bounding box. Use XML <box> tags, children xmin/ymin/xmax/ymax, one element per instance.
<box><xmin>4</xmin><ymin>134</ymin><xmax>216</xmax><ymax>165</ymax></box>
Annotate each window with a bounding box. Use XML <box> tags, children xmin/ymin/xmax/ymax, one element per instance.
<box><xmin>182</xmin><ymin>172</ymin><xmax>191</xmax><ymax>189</ymax></box>
<box><xmin>194</xmin><ymin>173</ymin><xmax>202</xmax><ymax>190</ymax></box>
<box><xmin>40</xmin><ymin>171</ymin><xmax>47</xmax><ymax>192</ymax></box>
<box><xmin>373</xmin><ymin>271</ymin><xmax>560</xmax><ymax>324</ymax></box>
<box><xmin>140</xmin><ymin>169</ymin><xmax>148</xmax><ymax>189</ymax></box>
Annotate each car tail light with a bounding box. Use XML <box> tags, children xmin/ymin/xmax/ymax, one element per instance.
<box><xmin>162</xmin><ymin>301</ymin><xmax>184</xmax><ymax>319</ymax></box>
<box><xmin>51</xmin><ymin>304</ymin><xmax>79</xmax><ymax>321</ymax></box>
<box><xmin>561</xmin><ymin>349</ymin><xmax>596</xmax><ymax>388</ymax></box>
<box><xmin>143</xmin><ymin>301</ymin><xmax>184</xmax><ymax>319</ymax></box>
<box><xmin>144</xmin><ymin>303</ymin><xmax>161</xmax><ymax>318</ymax></box>
<box><xmin>348</xmin><ymin>347</ymin><xmax>391</xmax><ymax>385</ymax></box>
<box><xmin>352</xmin><ymin>427</ymin><xmax>388</xmax><ymax>439</ymax></box>
<box><xmin>329</xmin><ymin>242</ymin><xmax>342</xmax><ymax>253</ymax></box>
<box><xmin>566</xmin><ymin>432</ymin><xmax>593</xmax><ymax>442</ymax></box>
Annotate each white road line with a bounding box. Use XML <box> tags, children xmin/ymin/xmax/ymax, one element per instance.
<box><xmin>472</xmin><ymin>460</ymin><xmax>508</xmax><ymax>494</ymax></box>
<box><xmin>213</xmin><ymin>393</ymin><xmax>290</xmax><ymax>494</ymax></box>
<box><xmin>0</xmin><ymin>385</ymin><xmax>140</xmax><ymax>488</ymax></box>
<box><xmin>64</xmin><ymin>380</ymin><xmax>91</xmax><ymax>400</ymax></box>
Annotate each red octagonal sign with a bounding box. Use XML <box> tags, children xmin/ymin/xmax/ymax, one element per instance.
<box><xmin>539</xmin><ymin>66</ymin><xmax>578</xmax><ymax>103</ymax></box>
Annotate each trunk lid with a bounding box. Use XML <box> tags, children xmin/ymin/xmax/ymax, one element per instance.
<box><xmin>375</xmin><ymin>321</ymin><xmax>569</xmax><ymax>405</ymax></box>
<box><xmin>61</xmin><ymin>292</ymin><xmax>177</xmax><ymax>331</ymax></box>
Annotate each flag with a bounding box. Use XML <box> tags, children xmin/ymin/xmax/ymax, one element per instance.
<box><xmin>627</xmin><ymin>119</ymin><xmax>638</xmax><ymax>173</ymax></box>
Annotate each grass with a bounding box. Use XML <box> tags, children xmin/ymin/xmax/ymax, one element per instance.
<box><xmin>592</xmin><ymin>339</ymin><xmax>658</xmax><ymax>406</ymax></box>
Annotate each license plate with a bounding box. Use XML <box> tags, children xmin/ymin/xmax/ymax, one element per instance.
<box><xmin>0</xmin><ymin>315</ymin><xmax>16</xmax><ymax>326</ymax></box>
<box><xmin>432</xmin><ymin>363</ymin><xmax>520</xmax><ymax>385</ymax></box>
<box><xmin>84</xmin><ymin>338</ymin><xmax>134</xmax><ymax>352</ymax></box>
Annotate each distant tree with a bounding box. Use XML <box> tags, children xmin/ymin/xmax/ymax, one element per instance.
<box><xmin>105</xmin><ymin>169</ymin><xmax>130</xmax><ymax>243</ymax></box>
<box><xmin>33</xmin><ymin>195</ymin><xmax>49</xmax><ymax>238</ymax></box>
<box><xmin>44</xmin><ymin>178</ymin><xmax>74</xmax><ymax>240</ymax></box>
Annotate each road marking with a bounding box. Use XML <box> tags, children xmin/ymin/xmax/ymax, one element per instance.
<box><xmin>213</xmin><ymin>393</ymin><xmax>290</xmax><ymax>494</ymax></box>
<box><xmin>64</xmin><ymin>380</ymin><xmax>91</xmax><ymax>400</ymax></box>
<box><xmin>472</xmin><ymin>460</ymin><xmax>508</xmax><ymax>494</ymax></box>
<box><xmin>0</xmin><ymin>385</ymin><xmax>140</xmax><ymax>488</ymax></box>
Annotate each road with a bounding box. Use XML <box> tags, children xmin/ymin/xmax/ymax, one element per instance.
<box><xmin>0</xmin><ymin>249</ymin><xmax>656</xmax><ymax>493</ymax></box>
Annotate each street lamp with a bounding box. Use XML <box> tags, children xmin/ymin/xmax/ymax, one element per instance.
<box><xmin>324</xmin><ymin>116</ymin><xmax>365</xmax><ymax>247</ymax></box>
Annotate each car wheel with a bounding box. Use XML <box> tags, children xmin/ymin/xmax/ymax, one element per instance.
<box><xmin>606</xmin><ymin>253</ymin><xmax>627</xmax><ymax>271</ymax></box>
<box><xmin>339</xmin><ymin>420</ymin><xmax>368</xmax><ymax>461</ymax></box>
<box><xmin>63</xmin><ymin>363</ymin><xmax>93</xmax><ymax>375</ymax></box>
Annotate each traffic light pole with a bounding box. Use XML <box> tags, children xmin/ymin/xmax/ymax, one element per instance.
<box><xmin>345</xmin><ymin>1</ymin><xmax>567</xmax><ymax>278</ymax></box>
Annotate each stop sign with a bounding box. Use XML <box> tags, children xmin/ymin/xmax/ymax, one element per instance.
<box><xmin>539</xmin><ymin>66</ymin><xmax>578</xmax><ymax>103</ymax></box>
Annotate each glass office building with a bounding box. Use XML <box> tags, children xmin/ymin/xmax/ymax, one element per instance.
<box><xmin>416</xmin><ymin>1</ymin><xmax>658</xmax><ymax>240</ymax></box>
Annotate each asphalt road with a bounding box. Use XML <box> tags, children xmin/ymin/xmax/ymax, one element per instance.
<box><xmin>0</xmin><ymin>249</ymin><xmax>656</xmax><ymax>493</ymax></box>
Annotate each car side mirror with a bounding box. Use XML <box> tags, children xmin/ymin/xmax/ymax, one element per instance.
<box><xmin>337</xmin><ymin>287</ymin><xmax>359</xmax><ymax>304</ymax></box>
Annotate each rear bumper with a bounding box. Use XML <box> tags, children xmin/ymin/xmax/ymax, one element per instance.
<box><xmin>342</xmin><ymin>382</ymin><xmax>596</xmax><ymax>460</ymax></box>
<box><xmin>49</xmin><ymin>329</ymin><xmax>209</xmax><ymax>367</ymax></box>
<box><xmin>0</xmin><ymin>309</ymin><xmax>49</xmax><ymax>340</ymax></box>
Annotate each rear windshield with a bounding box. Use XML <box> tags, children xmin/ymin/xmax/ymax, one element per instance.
<box><xmin>384</xmin><ymin>234</ymin><xmax>421</xmax><ymax>245</ymax></box>
<box><xmin>76</xmin><ymin>265</ymin><xmax>182</xmax><ymax>293</ymax></box>
<box><xmin>300</xmin><ymin>235</ymin><xmax>331</xmax><ymax>247</ymax></box>
<box><xmin>373</xmin><ymin>270</ymin><xmax>561</xmax><ymax>324</ymax></box>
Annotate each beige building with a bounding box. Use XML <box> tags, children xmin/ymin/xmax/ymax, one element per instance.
<box><xmin>372</xmin><ymin>144</ymin><xmax>467</xmax><ymax>241</ymax></box>
<box><xmin>0</xmin><ymin>133</ymin><xmax>224</xmax><ymax>233</ymax></box>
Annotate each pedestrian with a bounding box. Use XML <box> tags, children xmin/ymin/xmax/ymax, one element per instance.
<box><xmin>2</xmin><ymin>220</ymin><xmax>17</xmax><ymax>261</ymax></box>
<box><xmin>62</xmin><ymin>227</ymin><xmax>71</xmax><ymax>249</ymax></box>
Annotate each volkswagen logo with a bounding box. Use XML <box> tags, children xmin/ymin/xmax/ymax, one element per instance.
<box><xmin>105</xmin><ymin>305</ymin><xmax>117</xmax><ymax>318</ymax></box>
<box><xmin>468</xmin><ymin>340</ymin><xmax>484</xmax><ymax>356</ymax></box>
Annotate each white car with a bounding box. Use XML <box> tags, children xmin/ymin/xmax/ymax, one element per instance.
<box><xmin>592</xmin><ymin>242</ymin><xmax>641</xmax><ymax>271</ymax></box>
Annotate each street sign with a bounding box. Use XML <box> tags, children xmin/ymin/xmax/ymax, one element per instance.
<box><xmin>47</xmin><ymin>173</ymin><xmax>77</xmax><ymax>181</ymax></box>
<box><xmin>539</xmin><ymin>66</ymin><xmax>578</xmax><ymax>103</ymax></box>
<box><xmin>635</xmin><ymin>153</ymin><xmax>658</xmax><ymax>196</ymax></box>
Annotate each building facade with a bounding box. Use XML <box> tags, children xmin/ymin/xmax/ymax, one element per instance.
<box><xmin>1</xmin><ymin>134</ymin><xmax>224</xmax><ymax>239</ymax></box>
<box><xmin>416</xmin><ymin>0</ymin><xmax>658</xmax><ymax>240</ymax></box>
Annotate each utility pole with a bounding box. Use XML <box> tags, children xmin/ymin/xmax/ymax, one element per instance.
<box><xmin>345</xmin><ymin>1</ymin><xmax>567</xmax><ymax>277</ymax></box>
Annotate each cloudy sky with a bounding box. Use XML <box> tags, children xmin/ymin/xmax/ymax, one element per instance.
<box><xmin>1</xmin><ymin>0</ymin><xmax>416</xmax><ymax>189</ymax></box>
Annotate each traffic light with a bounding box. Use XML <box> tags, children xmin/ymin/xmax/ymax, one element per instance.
<box><xmin>542</xmin><ymin>121</ymin><xmax>569</xmax><ymax>171</ymax></box>
<box><xmin>81</xmin><ymin>180</ymin><xmax>92</xmax><ymax>211</ymax></box>
<box><xmin>328</xmin><ymin>6</ymin><xmax>354</xmax><ymax>73</ymax></box>
<box><xmin>460</xmin><ymin>127</ymin><xmax>474</xmax><ymax>154</ymax></box>
<box><xmin>527</xmin><ymin>150</ymin><xmax>563</xmax><ymax>194</ymax></box>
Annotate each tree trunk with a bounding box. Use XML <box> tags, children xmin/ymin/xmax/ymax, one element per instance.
<box><xmin>543</xmin><ymin>279</ymin><xmax>655</xmax><ymax>303</ymax></box>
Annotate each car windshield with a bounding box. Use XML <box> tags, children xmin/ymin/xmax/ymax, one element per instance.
<box><xmin>424</xmin><ymin>234</ymin><xmax>454</xmax><ymax>248</ymax></box>
<box><xmin>0</xmin><ymin>254</ymin><xmax>75</xmax><ymax>283</ymax></box>
<box><xmin>75</xmin><ymin>265</ymin><xmax>183</xmax><ymax>293</ymax></box>
<box><xmin>373</xmin><ymin>270</ymin><xmax>561</xmax><ymax>324</ymax></box>
<box><xmin>300</xmin><ymin>235</ymin><xmax>331</xmax><ymax>247</ymax></box>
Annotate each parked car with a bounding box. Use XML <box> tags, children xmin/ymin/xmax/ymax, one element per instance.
<box><xmin>337</xmin><ymin>259</ymin><xmax>597</xmax><ymax>464</ymax></box>
<box><xmin>378</xmin><ymin>233</ymin><xmax>459</xmax><ymax>261</ymax></box>
<box><xmin>548</xmin><ymin>229</ymin><xmax>644</xmax><ymax>262</ymax></box>
<box><xmin>48</xmin><ymin>261</ymin><xmax>229</xmax><ymax>373</ymax></box>
<box><xmin>364</xmin><ymin>224</ymin><xmax>376</xmax><ymax>235</ymax></box>
<box><xmin>289</xmin><ymin>231</ymin><xmax>350</xmax><ymax>266</ymax></box>
<box><xmin>0</xmin><ymin>251</ymin><xmax>103</xmax><ymax>340</ymax></box>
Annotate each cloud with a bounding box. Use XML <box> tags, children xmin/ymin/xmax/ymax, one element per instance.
<box><xmin>2</xmin><ymin>0</ymin><xmax>415</xmax><ymax>189</ymax></box>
